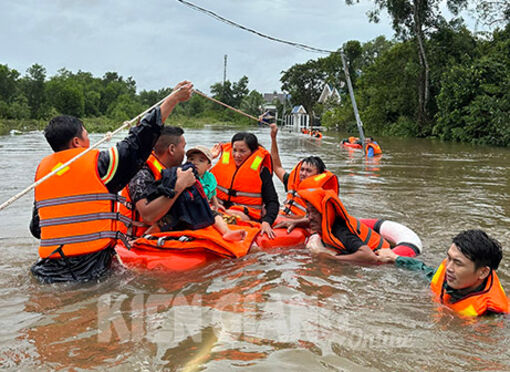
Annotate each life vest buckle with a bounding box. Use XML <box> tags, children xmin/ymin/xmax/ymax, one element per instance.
<box><xmin>228</xmin><ymin>189</ymin><xmax>237</xmax><ymax>197</ymax></box>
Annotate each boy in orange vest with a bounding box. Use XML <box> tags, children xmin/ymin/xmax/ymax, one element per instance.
<box><xmin>377</xmin><ymin>229</ymin><xmax>509</xmax><ymax>317</ymax></box>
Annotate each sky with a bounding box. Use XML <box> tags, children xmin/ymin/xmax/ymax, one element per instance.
<box><xmin>0</xmin><ymin>0</ymin><xmax>479</xmax><ymax>95</ymax></box>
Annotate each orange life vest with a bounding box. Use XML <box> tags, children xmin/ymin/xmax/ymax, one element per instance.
<box><xmin>366</xmin><ymin>142</ymin><xmax>382</xmax><ymax>156</ymax></box>
<box><xmin>297</xmin><ymin>188</ymin><xmax>390</xmax><ymax>253</ymax></box>
<box><xmin>211</xmin><ymin>143</ymin><xmax>272</xmax><ymax>221</ymax></box>
<box><xmin>35</xmin><ymin>148</ymin><xmax>128</xmax><ymax>259</ymax></box>
<box><xmin>281</xmin><ymin>161</ymin><xmax>339</xmax><ymax>217</ymax></box>
<box><xmin>118</xmin><ymin>153</ymin><xmax>165</xmax><ymax>238</ymax></box>
<box><xmin>131</xmin><ymin>224</ymin><xmax>260</xmax><ymax>259</ymax></box>
<box><xmin>430</xmin><ymin>259</ymin><xmax>509</xmax><ymax>317</ymax></box>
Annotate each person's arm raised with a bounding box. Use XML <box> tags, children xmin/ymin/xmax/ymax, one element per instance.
<box><xmin>160</xmin><ymin>81</ymin><xmax>193</xmax><ymax>122</ymax></box>
<box><xmin>269</xmin><ymin>124</ymin><xmax>286</xmax><ymax>182</ymax></box>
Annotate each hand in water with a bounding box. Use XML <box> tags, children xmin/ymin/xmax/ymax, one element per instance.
<box><xmin>375</xmin><ymin>248</ymin><xmax>398</xmax><ymax>264</ymax></box>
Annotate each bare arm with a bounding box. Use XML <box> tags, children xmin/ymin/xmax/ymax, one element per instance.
<box><xmin>332</xmin><ymin>246</ymin><xmax>379</xmax><ymax>265</ymax></box>
<box><xmin>160</xmin><ymin>81</ymin><xmax>193</xmax><ymax>122</ymax></box>
<box><xmin>269</xmin><ymin>124</ymin><xmax>286</xmax><ymax>182</ymax></box>
<box><xmin>306</xmin><ymin>236</ymin><xmax>379</xmax><ymax>265</ymax></box>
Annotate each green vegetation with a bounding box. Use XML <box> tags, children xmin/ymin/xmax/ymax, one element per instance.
<box><xmin>280</xmin><ymin>21</ymin><xmax>509</xmax><ymax>147</ymax></box>
<box><xmin>0</xmin><ymin>67</ymin><xmax>258</xmax><ymax>135</ymax></box>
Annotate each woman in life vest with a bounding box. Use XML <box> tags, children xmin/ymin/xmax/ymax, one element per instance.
<box><xmin>211</xmin><ymin>132</ymin><xmax>279</xmax><ymax>239</ymax></box>
<box><xmin>269</xmin><ymin>124</ymin><xmax>338</xmax><ymax>219</ymax></box>
<box><xmin>377</xmin><ymin>230</ymin><xmax>509</xmax><ymax>317</ymax></box>
<box><xmin>278</xmin><ymin>188</ymin><xmax>390</xmax><ymax>265</ymax></box>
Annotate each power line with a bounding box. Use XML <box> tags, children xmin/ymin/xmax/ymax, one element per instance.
<box><xmin>175</xmin><ymin>0</ymin><xmax>337</xmax><ymax>54</ymax></box>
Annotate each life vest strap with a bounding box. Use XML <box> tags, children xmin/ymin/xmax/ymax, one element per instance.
<box><xmin>283</xmin><ymin>200</ymin><xmax>307</xmax><ymax>213</ymax></box>
<box><xmin>36</xmin><ymin>193</ymin><xmax>121</xmax><ymax>208</ymax></box>
<box><xmin>40</xmin><ymin>212</ymin><xmax>129</xmax><ymax>227</ymax></box>
<box><xmin>217</xmin><ymin>185</ymin><xmax>261</xmax><ymax>198</ymax></box>
<box><xmin>41</xmin><ymin>231</ymin><xmax>119</xmax><ymax>247</ymax></box>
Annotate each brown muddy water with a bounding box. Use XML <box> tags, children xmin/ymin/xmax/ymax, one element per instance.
<box><xmin>0</xmin><ymin>126</ymin><xmax>508</xmax><ymax>371</ymax></box>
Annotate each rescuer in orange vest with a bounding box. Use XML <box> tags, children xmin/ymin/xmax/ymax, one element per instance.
<box><xmin>377</xmin><ymin>230</ymin><xmax>509</xmax><ymax>317</ymax></box>
<box><xmin>30</xmin><ymin>81</ymin><xmax>193</xmax><ymax>283</ymax></box>
<box><xmin>269</xmin><ymin>124</ymin><xmax>339</xmax><ymax>219</ymax></box>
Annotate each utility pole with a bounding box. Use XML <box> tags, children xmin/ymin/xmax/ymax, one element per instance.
<box><xmin>223</xmin><ymin>54</ymin><xmax>227</xmax><ymax>85</ymax></box>
<box><xmin>340</xmin><ymin>50</ymin><xmax>366</xmax><ymax>154</ymax></box>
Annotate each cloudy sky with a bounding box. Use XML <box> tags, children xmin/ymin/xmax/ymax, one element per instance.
<box><xmin>0</xmin><ymin>0</ymin><xmax>475</xmax><ymax>95</ymax></box>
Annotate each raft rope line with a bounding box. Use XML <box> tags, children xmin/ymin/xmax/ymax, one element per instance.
<box><xmin>0</xmin><ymin>89</ymin><xmax>182</xmax><ymax>213</ymax></box>
<box><xmin>194</xmin><ymin>90</ymin><xmax>345</xmax><ymax>159</ymax></box>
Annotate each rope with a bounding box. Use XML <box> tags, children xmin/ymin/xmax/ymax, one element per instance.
<box><xmin>193</xmin><ymin>89</ymin><xmax>270</xmax><ymax>126</ymax></box>
<box><xmin>0</xmin><ymin>88</ymin><xmax>182</xmax><ymax>212</ymax></box>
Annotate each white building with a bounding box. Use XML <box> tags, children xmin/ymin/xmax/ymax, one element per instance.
<box><xmin>284</xmin><ymin>105</ymin><xmax>310</xmax><ymax>130</ymax></box>
<box><xmin>318</xmin><ymin>84</ymin><xmax>341</xmax><ymax>104</ymax></box>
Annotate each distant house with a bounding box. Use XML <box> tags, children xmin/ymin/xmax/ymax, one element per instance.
<box><xmin>284</xmin><ymin>105</ymin><xmax>310</xmax><ymax>130</ymax></box>
<box><xmin>318</xmin><ymin>84</ymin><xmax>341</xmax><ymax>104</ymax></box>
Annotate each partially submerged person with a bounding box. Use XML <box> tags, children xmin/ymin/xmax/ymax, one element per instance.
<box><xmin>341</xmin><ymin>136</ymin><xmax>363</xmax><ymax>146</ymax></box>
<box><xmin>269</xmin><ymin>124</ymin><xmax>338</xmax><ymax>219</ymax></box>
<box><xmin>277</xmin><ymin>188</ymin><xmax>390</xmax><ymax>265</ymax></box>
<box><xmin>30</xmin><ymin>81</ymin><xmax>193</xmax><ymax>283</ymax></box>
<box><xmin>211</xmin><ymin>132</ymin><xmax>279</xmax><ymax>238</ymax></box>
<box><xmin>377</xmin><ymin>230</ymin><xmax>509</xmax><ymax>317</ymax></box>
<box><xmin>365</xmin><ymin>137</ymin><xmax>382</xmax><ymax>157</ymax></box>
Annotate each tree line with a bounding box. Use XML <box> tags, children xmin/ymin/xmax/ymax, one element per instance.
<box><xmin>0</xmin><ymin>64</ymin><xmax>264</xmax><ymax>133</ymax></box>
<box><xmin>281</xmin><ymin>1</ymin><xmax>509</xmax><ymax>147</ymax></box>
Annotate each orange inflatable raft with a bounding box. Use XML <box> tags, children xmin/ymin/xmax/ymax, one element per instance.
<box><xmin>115</xmin><ymin>225</ymin><xmax>309</xmax><ymax>271</ymax></box>
<box><xmin>115</xmin><ymin>217</ymin><xmax>422</xmax><ymax>272</ymax></box>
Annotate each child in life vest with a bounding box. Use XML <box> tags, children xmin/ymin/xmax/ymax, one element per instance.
<box><xmin>186</xmin><ymin>145</ymin><xmax>247</xmax><ymax>242</ymax></box>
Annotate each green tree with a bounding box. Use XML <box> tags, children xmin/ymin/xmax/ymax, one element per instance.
<box><xmin>240</xmin><ymin>90</ymin><xmax>264</xmax><ymax>116</ymax></box>
<box><xmin>21</xmin><ymin>64</ymin><xmax>47</xmax><ymax>119</ymax></box>
<box><xmin>232</xmin><ymin>76</ymin><xmax>249</xmax><ymax>107</ymax></box>
<box><xmin>434</xmin><ymin>25</ymin><xmax>510</xmax><ymax>146</ymax></box>
<box><xmin>0</xmin><ymin>64</ymin><xmax>20</xmax><ymax>103</ymax></box>
<box><xmin>347</xmin><ymin>0</ymin><xmax>468</xmax><ymax>132</ymax></box>
<box><xmin>280</xmin><ymin>60</ymin><xmax>325</xmax><ymax>116</ymax></box>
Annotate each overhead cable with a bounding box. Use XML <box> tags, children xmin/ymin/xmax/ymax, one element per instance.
<box><xmin>176</xmin><ymin>0</ymin><xmax>337</xmax><ymax>54</ymax></box>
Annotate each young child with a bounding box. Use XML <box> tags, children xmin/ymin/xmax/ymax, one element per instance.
<box><xmin>186</xmin><ymin>146</ymin><xmax>246</xmax><ymax>242</ymax></box>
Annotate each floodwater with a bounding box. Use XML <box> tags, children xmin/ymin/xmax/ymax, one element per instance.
<box><xmin>0</xmin><ymin>125</ymin><xmax>508</xmax><ymax>371</ymax></box>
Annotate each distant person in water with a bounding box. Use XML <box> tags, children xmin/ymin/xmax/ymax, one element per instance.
<box><xmin>377</xmin><ymin>229</ymin><xmax>509</xmax><ymax>317</ymax></box>
<box><xmin>365</xmin><ymin>137</ymin><xmax>382</xmax><ymax>157</ymax></box>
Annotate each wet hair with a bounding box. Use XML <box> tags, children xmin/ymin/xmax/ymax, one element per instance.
<box><xmin>452</xmin><ymin>230</ymin><xmax>503</xmax><ymax>270</ymax></box>
<box><xmin>44</xmin><ymin>115</ymin><xmax>85</xmax><ymax>152</ymax></box>
<box><xmin>154</xmin><ymin>126</ymin><xmax>184</xmax><ymax>155</ymax></box>
<box><xmin>231</xmin><ymin>132</ymin><xmax>259</xmax><ymax>152</ymax></box>
<box><xmin>301</xmin><ymin>156</ymin><xmax>326</xmax><ymax>174</ymax></box>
